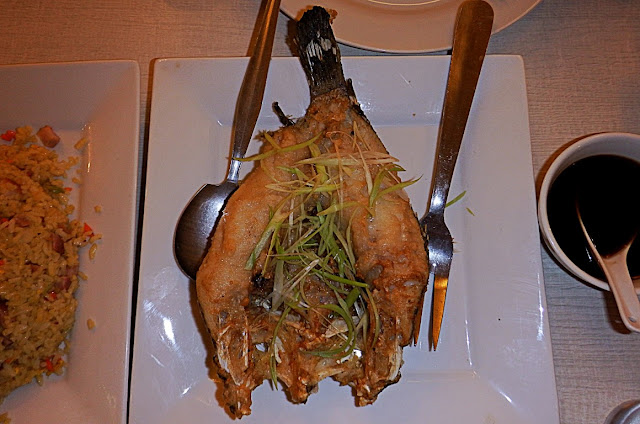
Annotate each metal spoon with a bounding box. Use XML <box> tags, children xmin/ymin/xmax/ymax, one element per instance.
<box><xmin>577</xmin><ymin>202</ymin><xmax>640</xmax><ymax>332</ymax></box>
<box><xmin>174</xmin><ymin>0</ymin><xmax>281</xmax><ymax>280</ymax></box>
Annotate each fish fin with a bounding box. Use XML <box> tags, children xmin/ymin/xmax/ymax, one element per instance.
<box><xmin>296</xmin><ymin>7</ymin><xmax>347</xmax><ymax>98</ymax></box>
<box><xmin>272</xmin><ymin>101</ymin><xmax>295</xmax><ymax>126</ymax></box>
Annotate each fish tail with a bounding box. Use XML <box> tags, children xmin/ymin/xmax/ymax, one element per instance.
<box><xmin>296</xmin><ymin>7</ymin><xmax>347</xmax><ymax>98</ymax></box>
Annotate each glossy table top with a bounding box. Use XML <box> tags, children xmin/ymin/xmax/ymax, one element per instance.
<box><xmin>2</xmin><ymin>1</ymin><xmax>639</xmax><ymax>423</ymax></box>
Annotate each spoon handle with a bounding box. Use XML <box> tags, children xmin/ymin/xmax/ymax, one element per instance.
<box><xmin>601</xmin><ymin>247</ymin><xmax>640</xmax><ymax>333</ymax></box>
<box><xmin>228</xmin><ymin>0</ymin><xmax>281</xmax><ymax>183</ymax></box>
<box><xmin>578</xmin><ymin>210</ymin><xmax>640</xmax><ymax>332</ymax></box>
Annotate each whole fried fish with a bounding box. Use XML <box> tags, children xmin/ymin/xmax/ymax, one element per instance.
<box><xmin>196</xmin><ymin>6</ymin><xmax>429</xmax><ymax>418</ymax></box>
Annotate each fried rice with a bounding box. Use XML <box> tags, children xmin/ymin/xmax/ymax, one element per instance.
<box><xmin>0</xmin><ymin>126</ymin><xmax>92</xmax><ymax>402</ymax></box>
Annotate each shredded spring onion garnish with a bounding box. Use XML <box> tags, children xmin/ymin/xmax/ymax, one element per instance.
<box><xmin>445</xmin><ymin>190</ymin><xmax>466</xmax><ymax>208</ymax></box>
<box><xmin>244</xmin><ymin>126</ymin><xmax>417</xmax><ymax>385</ymax></box>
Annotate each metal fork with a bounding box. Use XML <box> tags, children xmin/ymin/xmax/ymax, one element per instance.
<box><xmin>418</xmin><ymin>0</ymin><xmax>494</xmax><ymax>350</ymax></box>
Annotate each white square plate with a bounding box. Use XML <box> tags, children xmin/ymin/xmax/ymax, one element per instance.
<box><xmin>0</xmin><ymin>61</ymin><xmax>140</xmax><ymax>423</ymax></box>
<box><xmin>131</xmin><ymin>56</ymin><xmax>559</xmax><ymax>423</ymax></box>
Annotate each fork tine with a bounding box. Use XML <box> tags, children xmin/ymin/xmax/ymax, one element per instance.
<box><xmin>423</xmin><ymin>216</ymin><xmax>452</xmax><ymax>349</ymax></box>
<box><xmin>431</xmin><ymin>272</ymin><xmax>449</xmax><ymax>350</ymax></box>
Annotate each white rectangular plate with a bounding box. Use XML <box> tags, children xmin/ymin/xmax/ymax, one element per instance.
<box><xmin>0</xmin><ymin>61</ymin><xmax>140</xmax><ymax>423</ymax></box>
<box><xmin>131</xmin><ymin>56</ymin><xmax>559</xmax><ymax>423</ymax></box>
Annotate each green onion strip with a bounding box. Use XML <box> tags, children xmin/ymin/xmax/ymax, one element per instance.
<box><xmin>244</xmin><ymin>128</ymin><xmax>413</xmax><ymax>383</ymax></box>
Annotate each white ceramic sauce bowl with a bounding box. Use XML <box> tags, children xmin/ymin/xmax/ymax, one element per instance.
<box><xmin>538</xmin><ymin>132</ymin><xmax>640</xmax><ymax>292</ymax></box>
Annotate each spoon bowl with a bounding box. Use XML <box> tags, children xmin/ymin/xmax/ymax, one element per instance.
<box><xmin>174</xmin><ymin>180</ymin><xmax>238</xmax><ymax>279</ymax></box>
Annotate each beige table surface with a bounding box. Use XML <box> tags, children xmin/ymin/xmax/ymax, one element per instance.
<box><xmin>2</xmin><ymin>1</ymin><xmax>639</xmax><ymax>423</ymax></box>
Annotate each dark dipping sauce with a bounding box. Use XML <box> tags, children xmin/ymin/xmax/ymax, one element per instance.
<box><xmin>547</xmin><ymin>154</ymin><xmax>640</xmax><ymax>280</ymax></box>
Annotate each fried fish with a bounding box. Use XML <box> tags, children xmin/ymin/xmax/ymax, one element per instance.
<box><xmin>196</xmin><ymin>6</ymin><xmax>429</xmax><ymax>418</ymax></box>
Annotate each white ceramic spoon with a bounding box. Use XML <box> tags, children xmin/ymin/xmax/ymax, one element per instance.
<box><xmin>577</xmin><ymin>204</ymin><xmax>640</xmax><ymax>332</ymax></box>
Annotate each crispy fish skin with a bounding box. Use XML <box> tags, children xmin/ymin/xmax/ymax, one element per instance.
<box><xmin>196</xmin><ymin>127</ymin><xmax>309</xmax><ymax>416</ymax></box>
<box><xmin>303</xmin><ymin>90</ymin><xmax>429</xmax><ymax>404</ymax></box>
<box><xmin>195</xmin><ymin>6</ymin><xmax>428</xmax><ymax>417</ymax></box>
